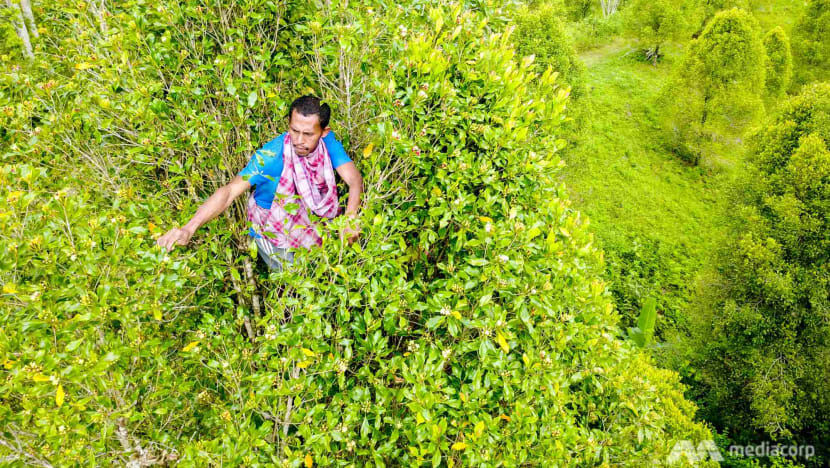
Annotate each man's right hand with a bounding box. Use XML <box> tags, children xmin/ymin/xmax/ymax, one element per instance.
<box><xmin>154</xmin><ymin>176</ymin><xmax>251</xmax><ymax>252</ymax></box>
<box><xmin>156</xmin><ymin>227</ymin><xmax>194</xmax><ymax>251</ymax></box>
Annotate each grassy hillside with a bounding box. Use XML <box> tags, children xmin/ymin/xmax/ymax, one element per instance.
<box><xmin>559</xmin><ymin>0</ymin><xmax>806</xmax><ymax>339</ymax></box>
<box><xmin>561</xmin><ymin>44</ymin><xmax>737</xmax><ymax>334</ymax></box>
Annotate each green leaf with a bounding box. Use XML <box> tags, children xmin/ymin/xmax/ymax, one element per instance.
<box><xmin>637</xmin><ymin>297</ymin><xmax>657</xmax><ymax>346</ymax></box>
<box><xmin>426</xmin><ymin>316</ymin><xmax>445</xmax><ymax>329</ymax></box>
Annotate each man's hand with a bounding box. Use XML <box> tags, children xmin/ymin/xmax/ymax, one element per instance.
<box><xmin>154</xmin><ymin>176</ymin><xmax>251</xmax><ymax>253</ymax></box>
<box><xmin>156</xmin><ymin>226</ymin><xmax>194</xmax><ymax>251</ymax></box>
<box><xmin>341</xmin><ymin>221</ymin><xmax>360</xmax><ymax>245</ymax></box>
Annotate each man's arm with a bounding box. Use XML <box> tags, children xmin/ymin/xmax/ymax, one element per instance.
<box><xmin>156</xmin><ymin>176</ymin><xmax>252</xmax><ymax>251</ymax></box>
<box><xmin>336</xmin><ymin>162</ymin><xmax>363</xmax><ymax>243</ymax></box>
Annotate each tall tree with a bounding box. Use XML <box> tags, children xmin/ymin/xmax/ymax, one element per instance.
<box><xmin>660</xmin><ymin>8</ymin><xmax>765</xmax><ymax>164</ymax></box>
<box><xmin>792</xmin><ymin>0</ymin><xmax>830</xmax><ymax>88</ymax></box>
<box><xmin>686</xmin><ymin>82</ymin><xmax>830</xmax><ymax>459</ymax></box>
<box><xmin>763</xmin><ymin>27</ymin><xmax>793</xmax><ymax>97</ymax></box>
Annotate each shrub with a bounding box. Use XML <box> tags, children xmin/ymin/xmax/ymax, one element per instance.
<box><xmin>763</xmin><ymin>27</ymin><xmax>793</xmax><ymax>97</ymax></box>
<box><xmin>1</xmin><ymin>0</ymin><xmax>716</xmax><ymax>465</ymax></box>
<box><xmin>659</xmin><ymin>8</ymin><xmax>766</xmax><ymax>164</ymax></box>
<box><xmin>686</xmin><ymin>83</ymin><xmax>830</xmax><ymax>463</ymax></box>
<box><xmin>512</xmin><ymin>2</ymin><xmax>586</xmax><ymax>98</ymax></box>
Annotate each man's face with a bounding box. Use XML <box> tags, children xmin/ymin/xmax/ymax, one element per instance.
<box><xmin>288</xmin><ymin>109</ymin><xmax>329</xmax><ymax>157</ymax></box>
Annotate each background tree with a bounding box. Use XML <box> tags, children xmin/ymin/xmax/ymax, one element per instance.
<box><xmin>625</xmin><ymin>0</ymin><xmax>690</xmax><ymax>64</ymax></box>
<box><xmin>2</xmin><ymin>0</ymin><xmax>32</xmax><ymax>58</ymax></box>
<box><xmin>659</xmin><ymin>8</ymin><xmax>765</xmax><ymax>164</ymax></box>
<box><xmin>563</xmin><ymin>0</ymin><xmax>593</xmax><ymax>19</ymax></box>
<box><xmin>599</xmin><ymin>0</ymin><xmax>621</xmax><ymax>17</ymax></box>
<box><xmin>762</xmin><ymin>26</ymin><xmax>793</xmax><ymax>97</ymax></box>
<box><xmin>685</xmin><ymin>83</ymin><xmax>830</xmax><ymax>462</ymax></box>
<box><xmin>791</xmin><ymin>0</ymin><xmax>830</xmax><ymax>88</ymax></box>
<box><xmin>513</xmin><ymin>2</ymin><xmax>586</xmax><ymax>98</ymax></box>
<box><xmin>696</xmin><ymin>0</ymin><xmax>750</xmax><ymax>32</ymax></box>
<box><xmin>18</xmin><ymin>0</ymin><xmax>35</xmax><ymax>38</ymax></box>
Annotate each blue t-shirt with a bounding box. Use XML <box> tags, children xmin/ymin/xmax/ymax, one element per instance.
<box><xmin>239</xmin><ymin>131</ymin><xmax>352</xmax><ymax>209</ymax></box>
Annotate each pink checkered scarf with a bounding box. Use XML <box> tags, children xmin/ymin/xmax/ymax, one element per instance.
<box><xmin>247</xmin><ymin>134</ymin><xmax>340</xmax><ymax>249</ymax></box>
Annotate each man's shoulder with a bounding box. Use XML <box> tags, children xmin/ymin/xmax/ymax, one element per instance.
<box><xmin>257</xmin><ymin>132</ymin><xmax>288</xmax><ymax>159</ymax></box>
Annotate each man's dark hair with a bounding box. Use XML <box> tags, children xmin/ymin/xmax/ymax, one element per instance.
<box><xmin>288</xmin><ymin>95</ymin><xmax>331</xmax><ymax>129</ymax></box>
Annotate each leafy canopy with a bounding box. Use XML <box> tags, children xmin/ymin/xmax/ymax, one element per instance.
<box><xmin>659</xmin><ymin>8</ymin><xmax>766</xmax><ymax>164</ymax></box>
<box><xmin>763</xmin><ymin>26</ymin><xmax>793</xmax><ymax>97</ymax></box>
<box><xmin>688</xmin><ymin>82</ymin><xmax>830</xmax><ymax>455</ymax></box>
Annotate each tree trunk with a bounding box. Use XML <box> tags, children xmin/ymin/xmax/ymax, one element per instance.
<box><xmin>600</xmin><ymin>0</ymin><xmax>620</xmax><ymax>17</ymax></box>
<box><xmin>18</xmin><ymin>0</ymin><xmax>36</xmax><ymax>38</ymax></box>
<box><xmin>89</xmin><ymin>0</ymin><xmax>108</xmax><ymax>34</ymax></box>
<box><xmin>4</xmin><ymin>0</ymin><xmax>33</xmax><ymax>58</ymax></box>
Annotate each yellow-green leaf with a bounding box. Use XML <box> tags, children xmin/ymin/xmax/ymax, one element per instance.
<box><xmin>474</xmin><ymin>421</ymin><xmax>485</xmax><ymax>438</ymax></box>
<box><xmin>182</xmin><ymin>341</ymin><xmax>200</xmax><ymax>352</ymax></box>
<box><xmin>32</xmin><ymin>374</ymin><xmax>51</xmax><ymax>382</ymax></box>
<box><xmin>300</xmin><ymin>348</ymin><xmax>316</xmax><ymax>357</ymax></box>
<box><xmin>297</xmin><ymin>360</ymin><xmax>312</xmax><ymax>369</ymax></box>
<box><xmin>451</xmin><ymin>442</ymin><xmax>467</xmax><ymax>450</ymax></box>
<box><xmin>496</xmin><ymin>332</ymin><xmax>510</xmax><ymax>353</ymax></box>
<box><xmin>56</xmin><ymin>384</ymin><xmax>65</xmax><ymax>407</ymax></box>
<box><xmin>363</xmin><ymin>143</ymin><xmax>374</xmax><ymax>158</ymax></box>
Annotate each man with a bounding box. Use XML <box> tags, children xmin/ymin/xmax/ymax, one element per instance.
<box><xmin>157</xmin><ymin>96</ymin><xmax>363</xmax><ymax>271</ymax></box>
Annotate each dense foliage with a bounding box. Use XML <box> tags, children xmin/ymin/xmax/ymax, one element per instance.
<box><xmin>686</xmin><ymin>83</ymin><xmax>830</xmax><ymax>465</ymax></box>
<box><xmin>562</xmin><ymin>0</ymin><xmax>593</xmax><ymax>20</ymax></box>
<box><xmin>763</xmin><ymin>26</ymin><xmax>793</xmax><ymax>97</ymax></box>
<box><xmin>791</xmin><ymin>0</ymin><xmax>830</xmax><ymax>88</ymax></box>
<box><xmin>624</xmin><ymin>0</ymin><xmax>690</xmax><ymax>64</ymax></box>
<box><xmin>696</xmin><ymin>0</ymin><xmax>750</xmax><ymax>31</ymax></box>
<box><xmin>660</xmin><ymin>8</ymin><xmax>766</xmax><ymax>164</ymax></box>
<box><xmin>0</xmin><ymin>0</ymin><xmax>716</xmax><ymax>466</ymax></box>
